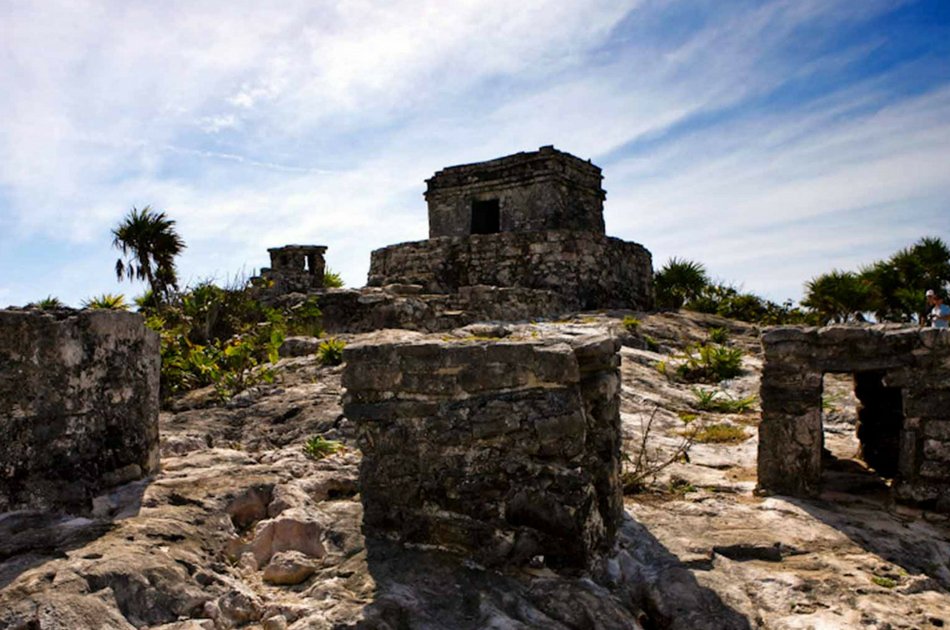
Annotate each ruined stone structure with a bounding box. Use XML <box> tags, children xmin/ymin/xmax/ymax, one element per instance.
<box><xmin>426</xmin><ymin>145</ymin><xmax>606</xmax><ymax>237</ymax></box>
<box><xmin>342</xmin><ymin>333</ymin><xmax>623</xmax><ymax>569</ymax></box>
<box><xmin>758</xmin><ymin>325</ymin><xmax>950</xmax><ymax>511</ymax></box>
<box><xmin>257</xmin><ymin>245</ymin><xmax>327</xmax><ymax>295</ymax></box>
<box><xmin>0</xmin><ymin>309</ymin><xmax>160</xmax><ymax>512</ymax></box>
<box><xmin>368</xmin><ymin>146</ymin><xmax>654</xmax><ymax>312</ymax></box>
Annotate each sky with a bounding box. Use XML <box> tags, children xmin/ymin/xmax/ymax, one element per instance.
<box><xmin>1</xmin><ymin>0</ymin><xmax>949</xmax><ymax>308</ymax></box>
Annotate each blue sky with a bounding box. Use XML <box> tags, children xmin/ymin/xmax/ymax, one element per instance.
<box><xmin>1</xmin><ymin>0</ymin><xmax>948</xmax><ymax>308</ymax></box>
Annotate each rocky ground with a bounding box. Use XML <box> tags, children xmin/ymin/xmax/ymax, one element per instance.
<box><xmin>1</xmin><ymin>311</ymin><xmax>949</xmax><ymax>629</ymax></box>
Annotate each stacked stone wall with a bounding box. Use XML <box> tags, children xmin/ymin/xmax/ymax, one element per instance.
<box><xmin>368</xmin><ymin>230</ymin><xmax>654</xmax><ymax>311</ymax></box>
<box><xmin>426</xmin><ymin>146</ymin><xmax>605</xmax><ymax>238</ymax></box>
<box><xmin>758</xmin><ymin>325</ymin><xmax>950</xmax><ymax>511</ymax></box>
<box><xmin>0</xmin><ymin>309</ymin><xmax>160</xmax><ymax>512</ymax></box>
<box><xmin>342</xmin><ymin>333</ymin><xmax>623</xmax><ymax>569</ymax></box>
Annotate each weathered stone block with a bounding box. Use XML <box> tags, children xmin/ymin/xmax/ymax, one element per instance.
<box><xmin>342</xmin><ymin>332</ymin><xmax>622</xmax><ymax>569</ymax></box>
<box><xmin>758</xmin><ymin>325</ymin><xmax>950</xmax><ymax>512</ymax></box>
<box><xmin>0</xmin><ymin>309</ymin><xmax>160</xmax><ymax>512</ymax></box>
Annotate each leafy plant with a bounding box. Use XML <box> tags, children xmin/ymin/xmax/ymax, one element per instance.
<box><xmin>671</xmin><ymin>343</ymin><xmax>744</xmax><ymax>383</ymax></box>
<box><xmin>112</xmin><ymin>206</ymin><xmax>186</xmax><ymax>304</ymax></box>
<box><xmin>323</xmin><ymin>268</ymin><xmax>345</xmax><ymax>289</ymax></box>
<box><xmin>691</xmin><ymin>388</ymin><xmax>756</xmax><ymax>413</ymax></box>
<box><xmin>690</xmin><ymin>423</ymin><xmax>748</xmax><ymax>444</ymax></box>
<box><xmin>35</xmin><ymin>296</ymin><xmax>65</xmax><ymax>310</ymax></box>
<box><xmin>622</xmin><ymin>315</ymin><xmax>641</xmax><ymax>333</ymax></box>
<box><xmin>871</xmin><ymin>576</ymin><xmax>897</xmax><ymax>589</ymax></box>
<box><xmin>286</xmin><ymin>296</ymin><xmax>323</xmax><ymax>337</ymax></box>
<box><xmin>82</xmin><ymin>293</ymin><xmax>129</xmax><ymax>310</ymax></box>
<box><xmin>316</xmin><ymin>338</ymin><xmax>346</xmax><ymax>366</ymax></box>
<box><xmin>708</xmin><ymin>327</ymin><xmax>728</xmax><ymax>344</ymax></box>
<box><xmin>643</xmin><ymin>335</ymin><xmax>660</xmax><ymax>352</ymax></box>
<box><xmin>654</xmin><ymin>258</ymin><xmax>709</xmax><ymax>309</ymax></box>
<box><xmin>303</xmin><ymin>435</ymin><xmax>344</xmax><ymax>460</ymax></box>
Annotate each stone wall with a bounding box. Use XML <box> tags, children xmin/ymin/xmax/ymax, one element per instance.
<box><xmin>256</xmin><ymin>245</ymin><xmax>327</xmax><ymax>297</ymax></box>
<box><xmin>0</xmin><ymin>309</ymin><xmax>160</xmax><ymax>512</ymax></box>
<box><xmin>368</xmin><ymin>230</ymin><xmax>654</xmax><ymax>311</ymax></box>
<box><xmin>342</xmin><ymin>333</ymin><xmax>623</xmax><ymax>569</ymax></box>
<box><xmin>758</xmin><ymin>325</ymin><xmax>950</xmax><ymax>511</ymax></box>
<box><xmin>426</xmin><ymin>146</ymin><xmax>605</xmax><ymax>238</ymax></box>
<box><xmin>315</xmin><ymin>285</ymin><xmax>575</xmax><ymax>334</ymax></box>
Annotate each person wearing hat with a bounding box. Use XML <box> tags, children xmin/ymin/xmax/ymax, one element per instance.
<box><xmin>926</xmin><ymin>289</ymin><xmax>950</xmax><ymax>328</ymax></box>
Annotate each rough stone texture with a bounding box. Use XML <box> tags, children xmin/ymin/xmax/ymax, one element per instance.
<box><xmin>342</xmin><ymin>332</ymin><xmax>623</xmax><ymax>569</ymax></box>
<box><xmin>368</xmin><ymin>230</ymin><xmax>654</xmax><ymax>311</ymax></box>
<box><xmin>315</xmin><ymin>284</ymin><xmax>575</xmax><ymax>333</ymax></box>
<box><xmin>254</xmin><ymin>244</ymin><xmax>327</xmax><ymax>296</ymax></box>
<box><xmin>0</xmin><ymin>308</ymin><xmax>160</xmax><ymax>512</ymax></box>
<box><xmin>758</xmin><ymin>325</ymin><xmax>950</xmax><ymax>510</ymax></box>
<box><xmin>426</xmin><ymin>145</ymin><xmax>606</xmax><ymax>238</ymax></box>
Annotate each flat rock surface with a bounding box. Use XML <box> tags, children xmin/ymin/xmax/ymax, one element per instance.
<box><xmin>1</xmin><ymin>311</ymin><xmax>948</xmax><ymax>629</ymax></box>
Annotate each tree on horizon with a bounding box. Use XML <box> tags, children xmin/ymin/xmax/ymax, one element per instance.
<box><xmin>112</xmin><ymin>206</ymin><xmax>186</xmax><ymax>304</ymax></box>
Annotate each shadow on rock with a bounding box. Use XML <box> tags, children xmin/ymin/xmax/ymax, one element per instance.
<box><xmin>784</xmin><ymin>465</ymin><xmax>950</xmax><ymax>592</ymax></box>
<box><xmin>0</xmin><ymin>479</ymin><xmax>149</xmax><ymax>589</ymax></box>
<box><xmin>346</xmin><ymin>511</ymin><xmax>750</xmax><ymax>630</ymax></box>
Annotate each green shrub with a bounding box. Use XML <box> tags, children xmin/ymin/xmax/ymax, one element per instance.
<box><xmin>622</xmin><ymin>315</ymin><xmax>641</xmax><ymax>332</ymax></box>
<box><xmin>35</xmin><ymin>296</ymin><xmax>65</xmax><ymax>310</ymax></box>
<box><xmin>286</xmin><ymin>296</ymin><xmax>323</xmax><ymax>337</ymax></box>
<box><xmin>673</xmin><ymin>343</ymin><xmax>743</xmax><ymax>383</ymax></box>
<box><xmin>303</xmin><ymin>435</ymin><xmax>344</xmax><ymax>460</ymax></box>
<box><xmin>316</xmin><ymin>338</ymin><xmax>346</xmax><ymax>366</ymax></box>
<box><xmin>871</xmin><ymin>576</ymin><xmax>897</xmax><ymax>589</ymax></box>
<box><xmin>708</xmin><ymin>327</ymin><xmax>728</xmax><ymax>344</ymax></box>
<box><xmin>323</xmin><ymin>268</ymin><xmax>345</xmax><ymax>288</ymax></box>
<box><xmin>643</xmin><ymin>335</ymin><xmax>660</xmax><ymax>352</ymax></box>
<box><xmin>690</xmin><ymin>423</ymin><xmax>748</xmax><ymax>444</ymax></box>
<box><xmin>82</xmin><ymin>293</ymin><xmax>129</xmax><ymax>310</ymax></box>
<box><xmin>691</xmin><ymin>388</ymin><xmax>756</xmax><ymax>413</ymax></box>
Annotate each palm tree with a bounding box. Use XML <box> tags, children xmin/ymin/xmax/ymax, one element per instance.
<box><xmin>112</xmin><ymin>206</ymin><xmax>186</xmax><ymax>303</ymax></box>
<box><xmin>654</xmin><ymin>258</ymin><xmax>709</xmax><ymax>309</ymax></box>
<box><xmin>802</xmin><ymin>270</ymin><xmax>870</xmax><ymax>324</ymax></box>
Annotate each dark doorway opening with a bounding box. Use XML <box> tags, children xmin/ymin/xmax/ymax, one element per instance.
<box><xmin>471</xmin><ymin>199</ymin><xmax>500</xmax><ymax>234</ymax></box>
<box><xmin>853</xmin><ymin>370</ymin><xmax>903</xmax><ymax>479</ymax></box>
<box><xmin>820</xmin><ymin>371</ymin><xmax>903</xmax><ymax>496</ymax></box>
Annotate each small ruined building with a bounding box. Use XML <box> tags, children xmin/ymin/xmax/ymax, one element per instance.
<box><xmin>255</xmin><ymin>244</ymin><xmax>328</xmax><ymax>296</ymax></box>
<box><xmin>342</xmin><ymin>331</ymin><xmax>624</xmax><ymax>569</ymax></box>
<box><xmin>758</xmin><ymin>325</ymin><xmax>950</xmax><ymax>512</ymax></box>
<box><xmin>368</xmin><ymin>146</ymin><xmax>654</xmax><ymax>311</ymax></box>
<box><xmin>0</xmin><ymin>309</ymin><xmax>160</xmax><ymax>512</ymax></box>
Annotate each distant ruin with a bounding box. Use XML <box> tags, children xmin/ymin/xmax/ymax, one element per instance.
<box><xmin>342</xmin><ymin>332</ymin><xmax>623</xmax><ymax>569</ymax></box>
<box><xmin>255</xmin><ymin>245</ymin><xmax>328</xmax><ymax>296</ymax></box>
<box><xmin>758</xmin><ymin>325</ymin><xmax>950</xmax><ymax>512</ymax></box>
<box><xmin>368</xmin><ymin>146</ymin><xmax>654</xmax><ymax>312</ymax></box>
<box><xmin>0</xmin><ymin>309</ymin><xmax>160</xmax><ymax>512</ymax></box>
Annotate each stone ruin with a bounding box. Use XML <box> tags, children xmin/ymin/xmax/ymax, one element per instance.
<box><xmin>368</xmin><ymin>146</ymin><xmax>654</xmax><ymax>312</ymax></box>
<box><xmin>758</xmin><ymin>325</ymin><xmax>950</xmax><ymax>511</ymax></box>
<box><xmin>0</xmin><ymin>309</ymin><xmax>160</xmax><ymax>512</ymax></box>
<box><xmin>255</xmin><ymin>244</ymin><xmax>328</xmax><ymax>296</ymax></box>
<box><xmin>342</xmin><ymin>332</ymin><xmax>623</xmax><ymax>569</ymax></box>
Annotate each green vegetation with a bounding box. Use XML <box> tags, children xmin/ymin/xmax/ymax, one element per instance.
<box><xmin>112</xmin><ymin>206</ymin><xmax>186</xmax><ymax>304</ymax></box>
<box><xmin>82</xmin><ymin>293</ymin><xmax>129</xmax><ymax>310</ymax></box>
<box><xmin>655</xmin><ymin>258</ymin><xmax>709</xmax><ymax>309</ymax></box>
<box><xmin>316</xmin><ymin>337</ymin><xmax>346</xmax><ymax>366</ymax></box>
<box><xmin>35</xmin><ymin>296</ymin><xmax>65</xmax><ymax>310</ymax></box>
<box><xmin>677</xmin><ymin>411</ymin><xmax>699</xmax><ymax>423</ymax></box>
<box><xmin>143</xmin><ymin>278</ymin><xmax>321</xmax><ymax>401</ymax></box>
<box><xmin>622</xmin><ymin>315</ymin><xmax>641</xmax><ymax>333</ymax></box>
<box><xmin>803</xmin><ymin>236</ymin><xmax>950</xmax><ymax>324</ymax></box>
<box><xmin>691</xmin><ymin>388</ymin><xmax>756</xmax><ymax>413</ymax></box>
<box><xmin>303</xmin><ymin>435</ymin><xmax>345</xmax><ymax>460</ymax></box>
<box><xmin>708</xmin><ymin>327</ymin><xmax>728</xmax><ymax>344</ymax></box>
<box><xmin>690</xmin><ymin>422</ymin><xmax>748</xmax><ymax>444</ymax></box>
<box><xmin>323</xmin><ymin>268</ymin><xmax>345</xmax><ymax>289</ymax></box>
<box><xmin>670</xmin><ymin>343</ymin><xmax>744</xmax><ymax>383</ymax></box>
<box><xmin>871</xmin><ymin>576</ymin><xmax>897</xmax><ymax>589</ymax></box>
<box><xmin>643</xmin><ymin>334</ymin><xmax>660</xmax><ymax>352</ymax></box>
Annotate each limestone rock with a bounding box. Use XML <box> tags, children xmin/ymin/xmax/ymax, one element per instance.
<box><xmin>262</xmin><ymin>551</ymin><xmax>318</xmax><ymax>585</ymax></box>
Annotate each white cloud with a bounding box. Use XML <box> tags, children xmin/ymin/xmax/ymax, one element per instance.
<box><xmin>0</xmin><ymin>0</ymin><xmax>944</xmax><ymax>307</ymax></box>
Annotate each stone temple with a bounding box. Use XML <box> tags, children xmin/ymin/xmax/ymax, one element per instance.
<box><xmin>368</xmin><ymin>146</ymin><xmax>654</xmax><ymax>312</ymax></box>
